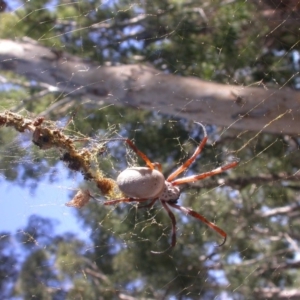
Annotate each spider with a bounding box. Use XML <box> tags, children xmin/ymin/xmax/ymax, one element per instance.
<box><xmin>103</xmin><ymin>122</ymin><xmax>239</xmax><ymax>254</ymax></box>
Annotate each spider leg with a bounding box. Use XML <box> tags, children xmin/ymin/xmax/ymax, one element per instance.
<box><xmin>104</xmin><ymin>197</ymin><xmax>149</xmax><ymax>206</ymax></box>
<box><xmin>124</xmin><ymin>139</ymin><xmax>156</xmax><ymax>170</ymax></box>
<box><xmin>152</xmin><ymin>162</ymin><xmax>163</xmax><ymax>172</ymax></box>
<box><xmin>151</xmin><ymin>200</ymin><xmax>177</xmax><ymax>254</ymax></box>
<box><xmin>101</xmin><ymin>138</ymin><xmax>155</xmax><ymax>170</ymax></box>
<box><xmin>168</xmin><ymin>202</ymin><xmax>226</xmax><ymax>246</ymax></box>
<box><xmin>170</xmin><ymin>159</ymin><xmax>239</xmax><ymax>186</ymax></box>
<box><xmin>167</xmin><ymin>122</ymin><xmax>208</xmax><ymax>182</ymax></box>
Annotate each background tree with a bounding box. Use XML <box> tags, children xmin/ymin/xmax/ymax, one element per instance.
<box><xmin>0</xmin><ymin>0</ymin><xmax>300</xmax><ymax>299</ymax></box>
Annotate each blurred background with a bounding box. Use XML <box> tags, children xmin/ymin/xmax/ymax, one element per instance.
<box><xmin>1</xmin><ymin>0</ymin><xmax>300</xmax><ymax>299</ymax></box>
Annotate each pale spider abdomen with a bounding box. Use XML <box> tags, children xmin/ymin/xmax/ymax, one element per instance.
<box><xmin>117</xmin><ymin>167</ymin><xmax>165</xmax><ymax>199</ymax></box>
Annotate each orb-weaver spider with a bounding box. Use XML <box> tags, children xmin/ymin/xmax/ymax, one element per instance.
<box><xmin>103</xmin><ymin>122</ymin><xmax>239</xmax><ymax>254</ymax></box>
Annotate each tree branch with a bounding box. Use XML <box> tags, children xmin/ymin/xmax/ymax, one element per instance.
<box><xmin>0</xmin><ymin>38</ymin><xmax>299</xmax><ymax>135</ymax></box>
<box><xmin>254</xmin><ymin>288</ymin><xmax>300</xmax><ymax>300</ymax></box>
<box><xmin>256</xmin><ymin>202</ymin><xmax>300</xmax><ymax>218</ymax></box>
<box><xmin>0</xmin><ymin>111</ymin><xmax>117</xmax><ymax>199</ymax></box>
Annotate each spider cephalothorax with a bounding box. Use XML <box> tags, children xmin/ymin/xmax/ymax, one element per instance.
<box><xmin>103</xmin><ymin>122</ymin><xmax>239</xmax><ymax>254</ymax></box>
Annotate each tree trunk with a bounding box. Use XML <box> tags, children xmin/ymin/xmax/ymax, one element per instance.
<box><xmin>0</xmin><ymin>38</ymin><xmax>299</xmax><ymax>135</ymax></box>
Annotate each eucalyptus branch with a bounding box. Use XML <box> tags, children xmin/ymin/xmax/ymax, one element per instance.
<box><xmin>256</xmin><ymin>202</ymin><xmax>300</xmax><ymax>218</ymax></box>
<box><xmin>1</xmin><ymin>39</ymin><xmax>299</xmax><ymax>135</ymax></box>
<box><xmin>283</xmin><ymin>233</ymin><xmax>300</xmax><ymax>253</ymax></box>
<box><xmin>254</xmin><ymin>288</ymin><xmax>300</xmax><ymax>300</ymax></box>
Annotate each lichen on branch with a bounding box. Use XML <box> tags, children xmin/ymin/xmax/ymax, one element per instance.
<box><xmin>0</xmin><ymin>110</ymin><xmax>117</xmax><ymax>204</ymax></box>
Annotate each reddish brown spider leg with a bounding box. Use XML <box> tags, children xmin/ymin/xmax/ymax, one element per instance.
<box><xmin>167</xmin><ymin>122</ymin><xmax>208</xmax><ymax>182</ymax></box>
<box><xmin>104</xmin><ymin>198</ymin><xmax>149</xmax><ymax>206</ymax></box>
<box><xmin>151</xmin><ymin>200</ymin><xmax>177</xmax><ymax>255</ymax></box>
<box><xmin>152</xmin><ymin>162</ymin><xmax>162</xmax><ymax>172</ymax></box>
<box><xmin>169</xmin><ymin>203</ymin><xmax>227</xmax><ymax>246</ymax></box>
<box><xmin>123</xmin><ymin>139</ymin><xmax>162</xmax><ymax>171</ymax></box>
<box><xmin>122</xmin><ymin>139</ymin><xmax>155</xmax><ymax>170</ymax></box>
<box><xmin>171</xmin><ymin>160</ymin><xmax>239</xmax><ymax>186</ymax></box>
<box><xmin>100</xmin><ymin>138</ymin><xmax>155</xmax><ymax>169</ymax></box>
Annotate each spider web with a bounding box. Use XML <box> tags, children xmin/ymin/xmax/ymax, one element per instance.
<box><xmin>0</xmin><ymin>1</ymin><xmax>300</xmax><ymax>299</ymax></box>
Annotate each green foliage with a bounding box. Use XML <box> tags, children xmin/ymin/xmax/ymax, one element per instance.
<box><xmin>0</xmin><ymin>0</ymin><xmax>300</xmax><ymax>299</ymax></box>
<box><xmin>0</xmin><ymin>234</ymin><xmax>17</xmax><ymax>299</ymax></box>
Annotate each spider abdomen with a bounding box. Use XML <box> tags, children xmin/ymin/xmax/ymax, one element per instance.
<box><xmin>117</xmin><ymin>167</ymin><xmax>165</xmax><ymax>199</ymax></box>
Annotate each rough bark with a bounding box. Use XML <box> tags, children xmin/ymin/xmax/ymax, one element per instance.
<box><xmin>0</xmin><ymin>38</ymin><xmax>299</xmax><ymax>135</ymax></box>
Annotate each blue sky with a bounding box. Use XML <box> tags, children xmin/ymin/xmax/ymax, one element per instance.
<box><xmin>0</xmin><ymin>165</ymin><xmax>91</xmax><ymax>240</ymax></box>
